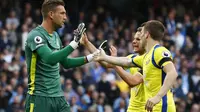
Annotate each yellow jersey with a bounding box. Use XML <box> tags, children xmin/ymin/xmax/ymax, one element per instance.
<box><xmin>132</xmin><ymin>44</ymin><xmax>176</xmax><ymax>112</ymax></box>
<box><xmin>125</xmin><ymin>54</ymin><xmax>146</xmax><ymax>112</ymax></box>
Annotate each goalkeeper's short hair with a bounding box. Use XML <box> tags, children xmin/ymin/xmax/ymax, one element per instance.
<box><xmin>41</xmin><ymin>0</ymin><xmax>65</xmax><ymax>18</ymax></box>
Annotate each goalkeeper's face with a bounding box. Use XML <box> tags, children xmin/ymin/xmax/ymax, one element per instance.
<box><xmin>132</xmin><ymin>31</ymin><xmax>145</xmax><ymax>53</ymax></box>
<box><xmin>51</xmin><ymin>5</ymin><xmax>67</xmax><ymax>28</ymax></box>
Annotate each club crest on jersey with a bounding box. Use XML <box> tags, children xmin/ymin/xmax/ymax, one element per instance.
<box><xmin>34</xmin><ymin>36</ymin><xmax>42</xmax><ymax>44</ymax></box>
<box><xmin>162</xmin><ymin>51</ymin><xmax>170</xmax><ymax>57</ymax></box>
<box><xmin>146</xmin><ymin>59</ymin><xmax>150</xmax><ymax>65</ymax></box>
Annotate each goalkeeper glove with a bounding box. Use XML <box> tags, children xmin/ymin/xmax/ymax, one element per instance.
<box><xmin>69</xmin><ymin>23</ymin><xmax>86</xmax><ymax>49</ymax></box>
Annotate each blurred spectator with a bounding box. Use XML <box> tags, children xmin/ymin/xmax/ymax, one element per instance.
<box><xmin>176</xmin><ymin>99</ymin><xmax>186</xmax><ymax>112</ymax></box>
<box><xmin>70</xmin><ymin>96</ymin><xmax>82</xmax><ymax>112</ymax></box>
<box><xmin>104</xmin><ymin>105</ymin><xmax>113</xmax><ymax>112</ymax></box>
<box><xmin>105</xmin><ymin>69</ymin><xmax>116</xmax><ymax>82</ymax></box>
<box><xmin>8</xmin><ymin>57</ymin><xmax>20</xmax><ymax>73</ymax></box>
<box><xmin>166</xmin><ymin>8</ymin><xmax>176</xmax><ymax>36</ymax></box>
<box><xmin>180</xmin><ymin>36</ymin><xmax>194</xmax><ymax>57</ymax></box>
<box><xmin>21</xmin><ymin>24</ymin><xmax>28</xmax><ymax>53</ymax></box>
<box><xmin>114</xmin><ymin>98</ymin><xmax>127</xmax><ymax>112</ymax></box>
<box><xmin>0</xmin><ymin>29</ymin><xmax>12</xmax><ymax>52</ymax></box>
<box><xmin>6</xmin><ymin>10</ymin><xmax>19</xmax><ymax>30</ymax></box>
<box><xmin>115</xmin><ymin>76</ymin><xmax>129</xmax><ymax>93</ymax></box>
<box><xmin>21</xmin><ymin>2</ymin><xmax>33</xmax><ymax>23</ymax></box>
<box><xmin>107</xmin><ymin>81</ymin><xmax>120</xmax><ymax>106</ymax></box>
<box><xmin>185</xmin><ymin>92</ymin><xmax>195</xmax><ymax>111</ymax></box>
<box><xmin>97</xmin><ymin>72</ymin><xmax>111</xmax><ymax>95</ymax></box>
<box><xmin>64</xmin><ymin>79</ymin><xmax>78</xmax><ymax>102</ymax></box>
<box><xmin>171</xmin><ymin>28</ymin><xmax>185</xmax><ymax>51</ymax></box>
<box><xmin>96</xmin><ymin>97</ymin><xmax>104</xmax><ymax>112</ymax></box>
<box><xmin>113</xmin><ymin>92</ymin><xmax>129</xmax><ymax>110</ymax></box>
<box><xmin>9</xmin><ymin>85</ymin><xmax>24</xmax><ymax>105</ymax></box>
<box><xmin>190</xmin><ymin>103</ymin><xmax>200</xmax><ymax>112</ymax></box>
<box><xmin>33</xmin><ymin>8</ymin><xmax>42</xmax><ymax>25</ymax></box>
<box><xmin>72</xmin><ymin>69</ymin><xmax>86</xmax><ymax>89</ymax></box>
<box><xmin>91</xmin><ymin>63</ymin><xmax>105</xmax><ymax>82</ymax></box>
<box><xmin>0</xmin><ymin>85</ymin><xmax>12</xmax><ymax>112</ymax></box>
<box><xmin>174</xmin><ymin>76</ymin><xmax>186</xmax><ymax>100</ymax></box>
<box><xmin>0</xmin><ymin>73</ymin><xmax>7</xmax><ymax>88</ymax></box>
<box><xmin>180</xmin><ymin>67</ymin><xmax>193</xmax><ymax>96</ymax></box>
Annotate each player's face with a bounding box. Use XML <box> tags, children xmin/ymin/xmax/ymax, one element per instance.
<box><xmin>52</xmin><ymin>5</ymin><xmax>67</xmax><ymax>28</ymax></box>
<box><xmin>132</xmin><ymin>32</ymin><xmax>141</xmax><ymax>52</ymax></box>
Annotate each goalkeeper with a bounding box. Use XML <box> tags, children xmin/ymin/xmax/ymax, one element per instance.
<box><xmin>24</xmin><ymin>0</ymin><xmax>94</xmax><ymax>112</ymax></box>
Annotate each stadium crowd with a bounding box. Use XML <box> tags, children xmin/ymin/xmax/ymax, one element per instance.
<box><xmin>0</xmin><ymin>0</ymin><xmax>200</xmax><ymax>112</ymax></box>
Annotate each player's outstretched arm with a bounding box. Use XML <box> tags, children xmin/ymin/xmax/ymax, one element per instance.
<box><xmin>80</xmin><ymin>33</ymin><xmax>113</xmax><ymax>68</ymax></box>
<box><xmin>114</xmin><ymin>66</ymin><xmax>143</xmax><ymax>87</ymax></box>
<box><xmin>37</xmin><ymin>44</ymin><xmax>74</xmax><ymax>65</ymax></box>
<box><xmin>35</xmin><ymin>23</ymin><xmax>86</xmax><ymax>65</ymax></box>
<box><xmin>109</xmin><ymin>46</ymin><xmax>143</xmax><ymax>87</ymax></box>
<box><xmin>80</xmin><ymin>33</ymin><xmax>97</xmax><ymax>53</ymax></box>
<box><xmin>93</xmin><ymin>48</ymin><xmax>135</xmax><ymax>67</ymax></box>
<box><xmin>145</xmin><ymin>62</ymin><xmax>178</xmax><ymax>111</ymax></box>
<box><xmin>157</xmin><ymin>62</ymin><xmax>178</xmax><ymax>97</ymax></box>
<box><xmin>60</xmin><ymin>56</ymin><xmax>89</xmax><ymax>69</ymax></box>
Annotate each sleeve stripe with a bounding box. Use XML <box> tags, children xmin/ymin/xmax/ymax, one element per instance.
<box><xmin>151</xmin><ymin>45</ymin><xmax>162</xmax><ymax>69</ymax></box>
<box><xmin>131</xmin><ymin>54</ymin><xmax>137</xmax><ymax>58</ymax></box>
<box><xmin>138</xmin><ymin>69</ymin><xmax>143</xmax><ymax>74</ymax></box>
<box><xmin>132</xmin><ymin>59</ymin><xmax>142</xmax><ymax>68</ymax></box>
<box><xmin>158</xmin><ymin>57</ymin><xmax>172</xmax><ymax>67</ymax></box>
<box><xmin>130</xmin><ymin>55</ymin><xmax>142</xmax><ymax>68</ymax></box>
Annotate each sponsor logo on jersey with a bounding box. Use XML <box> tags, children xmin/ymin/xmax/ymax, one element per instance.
<box><xmin>34</xmin><ymin>36</ymin><xmax>42</xmax><ymax>44</ymax></box>
<box><xmin>162</xmin><ymin>51</ymin><xmax>170</xmax><ymax>57</ymax></box>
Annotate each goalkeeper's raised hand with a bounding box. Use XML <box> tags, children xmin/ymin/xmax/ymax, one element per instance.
<box><xmin>69</xmin><ymin>23</ymin><xmax>86</xmax><ymax>49</ymax></box>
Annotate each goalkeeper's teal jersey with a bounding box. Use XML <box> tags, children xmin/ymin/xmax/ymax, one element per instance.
<box><xmin>25</xmin><ymin>26</ymin><xmax>64</xmax><ymax>97</ymax></box>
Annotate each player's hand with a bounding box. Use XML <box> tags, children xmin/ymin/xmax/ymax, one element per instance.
<box><xmin>110</xmin><ymin>45</ymin><xmax>117</xmax><ymax>56</ymax></box>
<box><xmin>145</xmin><ymin>95</ymin><xmax>161</xmax><ymax>112</ymax></box>
<box><xmin>80</xmin><ymin>33</ymin><xmax>89</xmax><ymax>45</ymax></box>
<box><xmin>104</xmin><ymin>45</ymin><xmax>117</xmax><ymax>68</ymax></box>
<box><xmin>93</xmin><ymin>48</ymin><xmax>106</xmax><ymax>61</ymax></box>
<box><xmin>93</xmin><ymin>40</ymin><xmax>108</xmax><ymax>61</ymax></box>
<box><xmin>69</xmin><ymin>23</ymin><xmax>86</xmax><ymax>49</ymax></box>
<box><xmin>73</xmin><ymin>23</ymin><xmax>86</xmax><ymax>43</ymax></box>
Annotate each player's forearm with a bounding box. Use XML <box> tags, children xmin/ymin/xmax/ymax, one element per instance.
<box><xmin>60</xmin><ymin>57</ymin><xmax>87</xmax><ymax>69</ymax></box>
<box><xmin>103</xmin><ymin>55</ymin><xmax>133</xmax><ymax>67</ymax></box>
<box><xmin>114</xmin><ymin>66</ymin><xmax>143</xmax><ymax>87</ymax></box>
<box><xmin>100</xmin><ymin>62</ymin><xmax>114</xmax><ymax>68</ymax></box>
<box><xmin>84</xmin><ymin>41</ymin><xmax>98</xmax><ymax>52</ymax></box>
<box><xmin>156</xmin><ymin>71</ymin><xmax>178</xmax><ymax>98</ymax></box>
<box><xmin>37</xmin><ymin>45</ymin><xmax>74</xmax><ymax>65</ymax></box>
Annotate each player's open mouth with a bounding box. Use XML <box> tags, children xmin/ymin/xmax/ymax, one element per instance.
<box><xmin>133</xmin><ymin>44</ymin><xmax>139</xmax><ymax>48</ymax></box>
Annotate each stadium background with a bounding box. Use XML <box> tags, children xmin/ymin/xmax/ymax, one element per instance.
<box><xmin>0</xmin><ymin>0</ymin><xmax>200</xmax><ymax>112</ymax></box>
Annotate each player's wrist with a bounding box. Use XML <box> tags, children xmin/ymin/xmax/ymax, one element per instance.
<box><xmin>113</xmin><ymin>66</ymin><xmax>120</xmax><ymax>69</ymax></box>
<box><xmin>69</xmin><ymin>40</ymin><xmax>79</xmax><ymax>49</ymax></box>
<box><xmin>156</xmin><ymin>94</ymin><xmax>162</xmax><ymax>99</ymax></box>
<box><xmin>102</xmin><ymin>54</ymin><xmax>108</xmax><ymax>61</ymax></box>
<box><xmin>86</xmin><ymin>54</ymin><xmax>94</xmax><ymax>63</ymax></box>
<box><xmin>84</xmin><ymin>40</ymin><xmax>90</xmax><ymax>46</ymax></box>
<box><xmin>80</xmin><ymin>40</ymin><xmax>88</xmax><ymax>46</ymax></box>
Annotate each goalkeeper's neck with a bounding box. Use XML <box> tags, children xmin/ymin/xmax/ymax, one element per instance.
<box><xmin>41</xmin><ymin>19</ymin><xmax>55</xmax><ymax>34</ymax></box>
